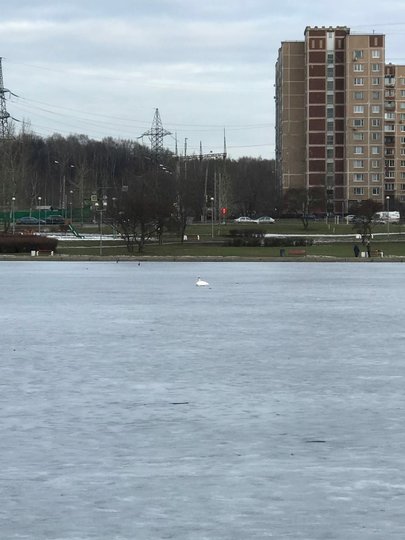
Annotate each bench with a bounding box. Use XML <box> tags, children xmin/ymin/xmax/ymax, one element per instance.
<box><xmin>287</xmin><ymin>249</ymin><xmax>306</xmax><ymax>256</ymax></box>
<box><xmin>35</xmin><ymin>250</ymin><xmax>54</xmax><ymax>256</ymax></box>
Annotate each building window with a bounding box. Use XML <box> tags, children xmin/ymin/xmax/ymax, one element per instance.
<box><xmin>401</xmin><ymin>184</ymin><xmax>405</xmax><ymax>190</ymax></box>
<box><xmin>401</xmin><ymin>137</ymin><xmax>405</xmax><ymax>143</ymax></box>
<box><xmin>400</xmin><ymin>78</ymin><xmax>405</xmax><ymax>85</ymax></box>
<box><xmin>371</xmin><ymin>160</ymin><xmax>380</xmax><ymax>168</ymax></box>
<box><xmin>371</xmin><ymin>173</ymin><xmax>380</xmax><ymax>181</ymax></box>
<box><xmin>401</xmin><ymin>126</ymin><xmax>405</xmax><ymax>132</ymax></box>
<box><xmin>353</xmin><ymin>160</ymin><xmax>364</xmax><ymax>168</ymax></box>
<box><xmin>354</xmin><ymin>146</ymin><xmax>364</xmax><ymax>154</ymax></box>
<box><xmin>401</xmin><ymin>160</ymin><xmax>405</xmax><ymax>167</ymax></box>
<box><xmin>385</xmin><ymin>112</ymin><xmax>395</xmax><ymax>120</ymax></box>
<box><xmin>372</xmin><ymin>50</ymin><xmax>381</xmax><ymax>58</ymax></box>
<box><xmin>400</xmin><ymin>103</ymin><xmax>405</xmax><ymax>109</ymax></box>
<box><xmin>327</xmin><ymin>148</ymin><xmax>334</xmax><ymax>158</ymax></box>
<box><xmin>354</xmin><ymin>105</ymin><xmax>364</xmax><ymax>113</ymax></box>
<box><xmin>327</xmin><ymin>81</ymin><xmax>334</xmax><ymax>91</ymax></box>
<box><xmin>371</xmin><ymin>105</ymin><xmax>380</xmax><ymax>113</ymax></box>
<box><xmin>385</xmin><ymin>183</ymin><xmax>395</xmax><ymax>190</ymax></box>
<box><xmin>354</xmin><ymin>187</ymin><xmax>364</xmax><ymax>195</ymax></box>
<box><xmin>354</xmin><ymin>91</ymin><xmax>364</xmax><ymax>100</ymax></box>
<box><xmin>372</xmin><ymin>77</ymin><xmax>380</xmax><ymax>85</ymax></box>
<box><xmin>372</xmin><ymin>91</ymin><xmax>380</xmax><ymax>99</ymax></box>
<box><xmin>371</xmin><ymin>146</ymin><xmax>380</xmax><ymax>154</ymax></box>
<box><xmin>386</xmin><ymin>172</ymin><xmax>395</xmax><ymax>178</ymax></box>
<box><xmin>327</xmin><ymin>94</ymin><xmax>334</xmax><ymax>104</ymax></box>
<box><xmin>327</xmin><ymin>135</ymin><xmax>334</xmax><ymax>145</ymax></box>
<box><xmin>400</xmin><ymin>90</ymin><xmax>405</xmax><ymax>97</ymax></box>
<box><xmin>401</xmin><ymin>148</ymin><xmax>405</xmax><ymax>155</ymax></box>
<box><xmin>327</xmin><ymin>53</ymin><xmax>334</xmax><ymax>64</ymax></box>
<box><xmin>353</xmin><ymin>50</ymin><xmax>364</xmax><ymax>60</ymax></box>
<box><xmin>371</xmin><ymin>63</ymin><xmax>380</xmax><ymax>72</ymax></box>
<box><xmin>372</xmin><ymin>187</ymin><xmax>381</xmax><ymax>195</ymax></box>
<box><xmin>353</xmin><ymin>119</ymin><xmax>364</xmax><ymax>127</ymax></box>
<box><xmin>371</xmin><ymin>132</ymin><xmax>380</xmax><ymax>140</ymax></box>
<box><xmin>354</xmin><ymin>78</ymin><xmax>364</xmax><ymax>86</ymax></box>
<box><xmin>385</xmin><ymin>125</ymin><xmax>395</xmax><ymax>132</ymax></box>
<box><xmin>371</xmin><ymin>118</ymin><xmax>380</xmax><ymax>127</ymax></box>
<box><xmin>353</xmin><ymin>64</ymin><xmax>364</xmax><ymax>72</ymax></box>
<box><xmin>386</xmin><ymin>159</ymin><xmax>395</xmax><ymax>167</ymax></box>
<box><xmin>327</xmin><ymin>121</ymin><xmax>334</xmax><ymax>132</ymax></box>
<box><xmin>327</xmin><ymin>67</ymin><xmax>334</xmax><ymax>77</ymax></box>
<box><xmin>327</xmin><ymin>107</ymin><xmax>334</xmax><ymax>118</ymax></box>
<box><xmin>353</xmin><ymin>132</ymin><xmax>364</xmax><ymax>141</ymax></box>
<box><xmin>353</xmin><ymin>173</ymin><xmax>364</xmax><ymax>182</ymax></box>
<box><xmin>401</xmin><ymin>173</ymin><xmax>405</xmax><ymax>179</ymax></box>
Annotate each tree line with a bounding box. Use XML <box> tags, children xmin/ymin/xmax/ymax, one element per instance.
<box><xmin>0</xmin><ymin>129</ymin><xmax>278</xmax><ymax>250</ymax></box>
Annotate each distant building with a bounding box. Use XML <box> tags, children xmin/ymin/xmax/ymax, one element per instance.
<box><xmin>275</xmin><ymin>26</ymin><xmax>405</xmax><ymax>215</ymax></box>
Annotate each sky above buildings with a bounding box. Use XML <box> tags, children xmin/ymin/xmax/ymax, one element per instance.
<box><xmin>1</xmin><ymin>0</ymin><xmax>405</xmax><ymax>159</ymax></box>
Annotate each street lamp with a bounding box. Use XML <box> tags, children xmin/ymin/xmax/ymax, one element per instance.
<box><xmin>386</xmin><ymin>195</ymin><xmax>390</xmax><ymax>239</ymax></box>
<box><xmin>54</xmin><ymin>161</ymin><xmax>75</xmax><ymax>217</ymax></box>
<box><xmin>11</xmin><ymin>196</ymin><xmax>16</xmax><ymax>234</ymax></box>
<box><xmin>38</xmin><ymin>196</ymin><xmax>42</xmax><ymax>233</ymax></box>
<box><xmin>210</xmin><ymin>197</ymin><xmax>214</xmax><ymax>239</ymax></box>
<box><xmin>95</xmin><ymin>198</ymin><xmax>108</xmax><ymax>256</ymax></box>
<box><xmin>69</xmin><ymin>190</ymin><xmax>74</xmax><ymax>223</ymax></box>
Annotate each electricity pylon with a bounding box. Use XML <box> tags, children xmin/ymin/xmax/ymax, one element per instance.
<box><xmin>140</xmin><ymin>108</ymin><xmax>172</xmax><ymax>161</ymax></box>
<box><xmin>0</xmin><ymin>58</ymin><xmax>18</xmax><ymax>140</ymax></box>
<box><xmin>0</xmin><ymin>57</ymin><xmax>11</xmax><ymax>139</ymax></box>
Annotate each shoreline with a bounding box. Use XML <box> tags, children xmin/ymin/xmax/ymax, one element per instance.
<box><xmin>1</xmin><ymin>254</ymin><xmax>405</xmax><ymax>263</ymax></box>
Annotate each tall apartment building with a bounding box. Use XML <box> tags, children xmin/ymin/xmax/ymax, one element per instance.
<box><xmin>275</xmin><ymin>26</ymin><xmax>405</xmax><ymax>215</ymax></box>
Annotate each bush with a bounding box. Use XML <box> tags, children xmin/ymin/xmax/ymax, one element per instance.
<box><xmin>228</xmin><ymin>227</ymin><xmax>265</xmax><ymax>238</ymax></box>
<box><xmin>226</xmin><ymin>236</ymin><xmax>263</xmax><ymax>247</ymax></box>
<box><xmin>0</xmin><ymin>234</ymin><xmax>58</xmax><ymax>254</ymax></box>
<box><xmin>262</xmin><ymin>236</ymin><xmax>314</xmax><ymax>247</ymax></box>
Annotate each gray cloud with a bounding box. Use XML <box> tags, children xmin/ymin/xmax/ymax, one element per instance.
<box><xmin>2</xmin><ymin>0</ymin><xmax>405</xmax><ymax>158</ymax></box>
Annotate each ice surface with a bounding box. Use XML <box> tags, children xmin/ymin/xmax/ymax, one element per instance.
<box><xmin>1</xmin><ymin>261</ymin><xmax>405</xmax><ymax>539</ymax></box>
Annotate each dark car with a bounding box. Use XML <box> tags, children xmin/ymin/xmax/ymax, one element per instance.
<box><xmin>16</xmin><ymin>216</ymin><xmax>46</xmax><ymax>225</ymax></box>
<box><xmin>45</xmin><ymin>215</ymin><xmax>65</xmax><ymax>224</ymax></box>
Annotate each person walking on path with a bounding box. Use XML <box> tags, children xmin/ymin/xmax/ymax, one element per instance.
<box><xmin>353</xmin><ymin>244</ymin><xmax>360</xmax><ymax>258</ymax></box>
<box><xmin>366</xmin><ymin>239</ymin><xmax>371</xmax><ymax>258</ymax></box>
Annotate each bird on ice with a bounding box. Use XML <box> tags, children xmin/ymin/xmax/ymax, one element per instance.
<box><xmin>196</xmin><ymin>276</ymin><xmax>209</xmax><ymax>287</ymax></box>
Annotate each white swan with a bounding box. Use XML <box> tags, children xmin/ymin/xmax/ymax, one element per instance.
<box><xmin>196</xmin><ymin>276</ymin><xmax>209</xmax><ymax>287</ymax></box>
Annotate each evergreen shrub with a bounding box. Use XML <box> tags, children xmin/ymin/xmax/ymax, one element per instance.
<box><xmin>0</xmin><ymin>234</ymin><xmax>58</xmax><ymax>254</ymax></box>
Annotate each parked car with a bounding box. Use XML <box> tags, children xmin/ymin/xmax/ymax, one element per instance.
<box><xmin>45</xmin><ymin>215</ymin><xmax>65</xmax><ymax>224</ymax></box>
<box><xmin>234</xmin><ymin>216</ymin><xmax>256</xmax><ymax>223</ymax></box>
<box><xmin>16</xmin><ymin>216</ymin><xmax>46</xmax><ymax>225</ymax></box>
<box><xmin>255</xmin><ymin>216</ymin><xmax>275</xmax><ymax>224</ymax></box>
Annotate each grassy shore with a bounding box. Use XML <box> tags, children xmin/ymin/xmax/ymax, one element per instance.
<box><xmin>6</xmin><ymin>219</ymin><xmax>405</xmax><ymax>260</ymax></box>
<box><xmin>49</xmin><ymin>219</ymin><xmax>405</xmax><ymax>260</ymax></box>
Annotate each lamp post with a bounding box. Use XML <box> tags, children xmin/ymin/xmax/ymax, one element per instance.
<box><xmin>11</xmin><ymin>196</ymin><xmax>16</xmax><ymax>234</ymax></box>
<box><xmin>386</xmin><ymin>195</ymin><xmax>390</xmax><ymax>239</ymax></box>
<box><xmin>210</xmin><ymin>197</ymin><xmax>214</xmax><ymax>239</ymax></box>
<box><xmin>38</xmin><ymin>196</ymin><xmax>42</xmax><ymax>233</ymax></box>
<box><xmin>54</xmin><ymin>161</ymin><xmax>75</xmax><ymax>217</ymax></box>
<box><xmin>69</xmin><ymin>190</ymin><xmax>74</xmax><ymax>223</ymax></box>
<box><xmin>95</xmin><ymin>198</ymin><xmax>107</xmax><ymax>256</ymax></box>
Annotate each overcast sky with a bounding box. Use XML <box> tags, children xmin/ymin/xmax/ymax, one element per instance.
<box><xmin>1</xmin><ymin>0</ymin><xmax>405</xmax><ymax>160</ymax></box>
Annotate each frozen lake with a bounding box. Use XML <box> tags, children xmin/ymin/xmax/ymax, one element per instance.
<box><xmin>1</xmin><ymin>261</ymin><xmax>405</xmax><ymax>539</ymax></box>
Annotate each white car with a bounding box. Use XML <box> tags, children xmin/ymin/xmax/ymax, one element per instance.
<box><xmin>234</xmin><ymin>216</ymin><xmax>256</xmax><ymax>223</ymax></box>
<box><xmin>255</xmin><ymin>216</ymin><xmax>275</xmax><ymax>224</ymax></box>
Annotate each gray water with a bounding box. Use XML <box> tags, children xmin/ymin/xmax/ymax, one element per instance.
<box><xmin>1</xmin><ymin>261</ymin><xmax>405</xmax><ymax>539</ymax></box>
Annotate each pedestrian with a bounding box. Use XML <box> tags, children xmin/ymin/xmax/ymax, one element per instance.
<box><xmin>366</xmin><ymin>239</ymin><xmax>371</xmax><ymax>258</ymax></box>
<box><xmin>353</xmin><ymin>244</ymin><xmax>360</xmax><ymax>258</ymax></box>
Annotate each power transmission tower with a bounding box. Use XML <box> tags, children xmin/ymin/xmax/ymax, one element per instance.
<box><xmin>140</xmin><ymin>108</ymin><xmax>172</xmax><ymax>161</ymax></box>
<box><xmin>0</xmin><ymin>57</ymin><xmax>12</xmax><ymax>140</ymax></box>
